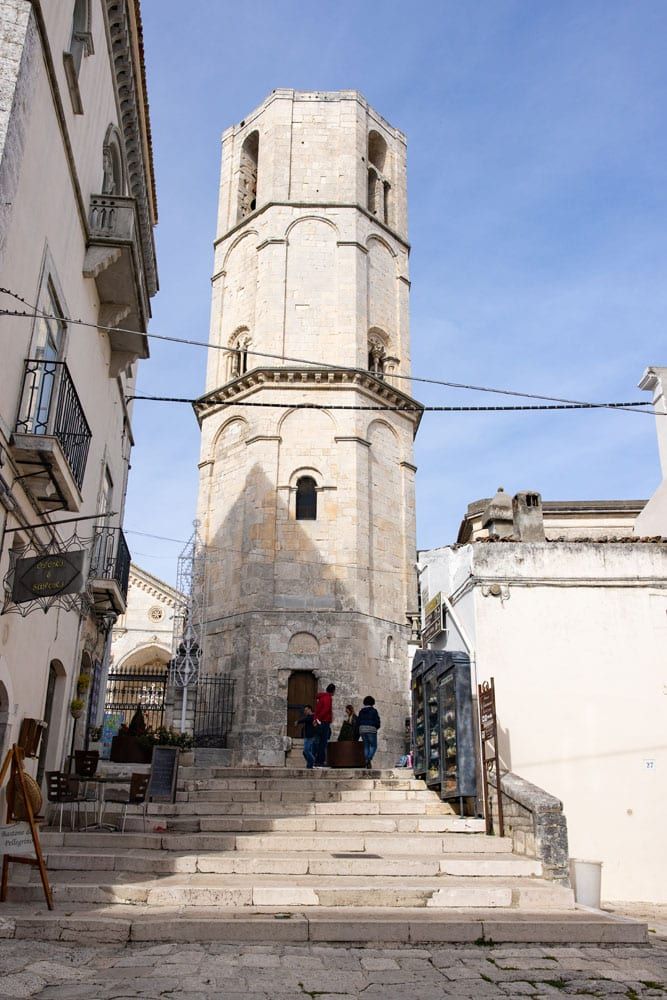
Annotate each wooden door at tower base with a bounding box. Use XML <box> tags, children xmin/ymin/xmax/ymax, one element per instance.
<box><xmin>287</xmin><ymin>671</ymin><xmax>317</xmax><ymax>739</ymax></box>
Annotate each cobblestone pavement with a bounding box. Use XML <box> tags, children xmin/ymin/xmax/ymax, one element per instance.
<box><xmin>0</xmin><ymin>938</ymin><xmax>664</xmax><ymax>999</ymax></box>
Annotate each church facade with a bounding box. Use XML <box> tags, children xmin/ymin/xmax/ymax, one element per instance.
<box><xmin>194</xmin><ymin>90</ymin><xmax>422</xmax><ymax>765</ymax></box>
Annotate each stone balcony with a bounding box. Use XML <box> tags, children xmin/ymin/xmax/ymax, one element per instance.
<box><xmin>83</xmin><ymin>194</ymin><xmax>151</xmax><ymax>376</ymax></box>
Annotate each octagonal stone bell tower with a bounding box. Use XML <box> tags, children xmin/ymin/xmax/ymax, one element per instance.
<box><xmin>194</xmin><ymin>90</ymin><xmax>422</xmax><ymax>765</ymax></box>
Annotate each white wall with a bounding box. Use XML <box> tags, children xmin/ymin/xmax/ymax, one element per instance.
<box><xmin>420</xmin><ymin>540</ymin><xmax>667</xmax><ymax>903</ymax></box>
<box><xmin>0</xmin><ymin>1</ymin><xmax>155</xmax><ymax>777</ymax></box>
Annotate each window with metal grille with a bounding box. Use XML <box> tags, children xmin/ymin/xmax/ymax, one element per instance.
<box><xmin>295</xmin><ymin>476</ymin><xmax>317</xmax><ymax>520</ymax></box>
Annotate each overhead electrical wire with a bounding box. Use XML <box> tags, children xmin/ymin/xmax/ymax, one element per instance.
<box><xmin>129</xmin><ymin>394</ymin><xmax>650</xmax><ymax>414</ymax></box>
<box><xmin>0</xmin><ymin>287</ymin><xmax>656</xmax><ymax>417</ymax></box>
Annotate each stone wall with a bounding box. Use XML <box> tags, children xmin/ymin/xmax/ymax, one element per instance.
<box><xmin>490</xmin><ymin>771</ymin><xmax>570</xmax><ymax>885</ymax></box>
<box><xmin>197</xmin><ymin>92</ymin><xmax>419</xmax><ymax>766</ymax></box>
<box><xmin>0</xmin><ymin>0</ymin><xmax>34</xmax><ymax>263</ymax></box>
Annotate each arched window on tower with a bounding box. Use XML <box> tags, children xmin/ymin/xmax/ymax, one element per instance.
<box><xmin>228</xmin><ymin>330</ymin><xmax>251</xmax><ymax>379</ymax></box>
<box><xmin>367</xmin><ymin>130</ymin><xmax>390</xmax><ymax>225</ymax></box>
<box><xmin>295</xmin><ymin>476</ymin><xmax>317</xmax><ymax>521</ymax></box>
<box><xmin>238</xmin><ymin>131</ymin><xmax>259</xmax><ymax>221</ymax></box>
<box><xmin>368</xmin><ymin>333</ymin><xmax>387</xmax><ymax>379</ymax></box>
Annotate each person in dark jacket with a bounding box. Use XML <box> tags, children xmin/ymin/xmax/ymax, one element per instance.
<box><xmin>297</xmin><ymin>705</ymin><xmax>318</xmax><ymax>769</ymax></box>
<box><xmin>338</xmin><ymin>704</ymin><xmax>359</xmax><ymax>742</ymax></box>
<box><xmin>357</xmin><ymin>695</ymin><xmax>381</xmax><ymax>769</ymax></box>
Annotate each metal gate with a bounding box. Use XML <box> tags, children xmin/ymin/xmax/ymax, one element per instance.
<box><xmin>104</xmin><ymin>666</ymin><xmax>167</xmax><ymax>731</ymax></box>
<box><xmin>193</xmin><ymin>675</ymin><xmax>235</xmax><ymax>747</ymax></box>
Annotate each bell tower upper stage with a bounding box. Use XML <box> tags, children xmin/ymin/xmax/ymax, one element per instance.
<box><xmin>201</xmin><ymin>88</ymin><xmax>413</xmax><ymax>394</ymax></box>
<box><xmin>195</xmin><ymin>90</ymin><xmax>422</xmax><ymax>766</ymax></box>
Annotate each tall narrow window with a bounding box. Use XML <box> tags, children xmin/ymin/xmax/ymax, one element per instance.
<box><xmin>238</xmin><ymin>131</ymin><xmax>259</xmax><ymax>220</ymax></box>
<box><xmin>102</xmin><ymin>126</ymin><xmax>125</xmax><ymax>195</ymax></box>
<box><xmin>296</xmin><ymin>476</ymin><xmax>317</xmax><ymax>520</ymax></box>
<box><xmin>228</xmin><ymin>331</ymin><xmax>251</xmax><ymax>379</ymax></box>
<box><xmin>368</xmin><ymin>334</ymin><xmax>387</xmax><ymax>379</ymax></box>
<box><xmin>19</xmin><ymin>278</ymin><xmax>67</xmax><ymax>436</ymax></box>
<box><xmin>63</xmin><ymin>0</ymin><xmax>93</xmax><ymax>115</ymax></box>
<box><xmin>368</xmin><ymin>130</ymin><xmax>390</xmax><ymax>224</ymax></box>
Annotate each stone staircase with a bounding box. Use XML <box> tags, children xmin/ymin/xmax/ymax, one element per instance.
<box><xmin>1</xmin><ymin>766</ymin><xmax>647</xmax><ymax>944</ymax></box>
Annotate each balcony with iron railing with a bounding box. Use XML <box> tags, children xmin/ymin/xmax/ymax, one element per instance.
<box><xmin>83</xmin><ymin>194</ymin><xmax>150</xmax><ymax>376</ymax></box>
<box><xmin>89</xmin><ymin>526</ymin><xmax>131</xmax><ymax>614</ymax></box>
<box><xmin>11</xmin><ymin>359</ymin><xmax>92</xmax><ymax>511</ymax></box>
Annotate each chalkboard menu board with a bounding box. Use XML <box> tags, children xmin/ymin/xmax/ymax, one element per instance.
<box><xmin>147</xmin><ymin>746</ymin><xmax>179</xmax><ymax>802</ymax></box>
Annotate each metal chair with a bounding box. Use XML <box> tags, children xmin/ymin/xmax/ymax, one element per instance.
<box><xmin>73</xmin><ymin>751</ymin><xmax>100</xmax><ymax>823</ymax></box>
<box><xmin>103</xmin><ymin>772</ymin><xmax>150</xmax><ymax>832</ymax></box>
<box><xmin>74</xmin><ymin>750</ymin><xmax>99</xmax><ymax>778</ymax></box>
<box><xmin>45</xmin><ymin>771</ymin><xmax>86</xmax><ymax>832</ymax></box>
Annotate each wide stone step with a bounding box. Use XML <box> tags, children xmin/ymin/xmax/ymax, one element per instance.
<box><xmin>41</xmin><ymin>829</ymin><xmax>514</xmax><ymax>854</ymax></box>
<box><xmin>230</xmin><ymin>832</ymin><xmax>513</xmax><ymax>855</ymax></box>
<box><xmin>0</xmin><ymin>904</ymin><xmax>648</xmax><ymax>944</ymax></box>
<box><xmin>136</xmin><ymin>814</ymin><xmax>485</xmax><ymax>835</ymax></box>
<box><xmin>12</xmin><ymin>872</ymin><xmax>574</xmax><ymax>909</ymax></box>
<box><xmin>40</xmin><ymin>848</ymin><xmax>538</xmax><ymax>878</ymax></box>
<box><xmin>187</xmin><ymin>800</ymin><xmax>447</xmax><ymax>816</ymax></box>
<box><xmin>180</xmin><ymin>778</ymin><xmax>429</xmax><ymax>794</ymax></box>
<box><xmin>176</xmin><ymin>787</ymin><xmax>444</xmax><ymax>803</ymax></box>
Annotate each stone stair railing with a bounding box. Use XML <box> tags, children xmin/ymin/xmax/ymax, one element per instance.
<box><xmin>489</xmin><ymin>770</ymin><xmax>570</xmax><ymax>885</ymax></box>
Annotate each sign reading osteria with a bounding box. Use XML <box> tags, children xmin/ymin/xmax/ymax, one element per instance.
<box><xmin>11</xmin><ymin>550</ymin><xmax>86</xmax><ymax>605</ymax></box>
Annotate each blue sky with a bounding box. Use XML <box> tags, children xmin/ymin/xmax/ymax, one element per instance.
<box><xmin>125</xmin><ymin>0</ymin><xmax>667</xmax><ymax>584</ymax></box>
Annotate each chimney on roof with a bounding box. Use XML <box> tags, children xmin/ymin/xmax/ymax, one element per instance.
<box><xmin>513</xmin><ymin>491</ymin><xmax>545</xmax><ymax>542</ymax></box>
<box><xmin>482</xmin><ymin>487</ymin><xmax>514</xmax><ymax>538</ymax></box>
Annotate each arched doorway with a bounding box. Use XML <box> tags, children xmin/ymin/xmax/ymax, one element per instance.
<box><xmin>36</xmin><ymin>659</ymin><xmax>65</xmax><ymax>785</ymax></box>
<box><xmin>0</xmin><ymin>680</ymin><xmax>9</xmax><ymax>762</ymax></box>
<box><xmin>104</xmin><ymin>644</ymin><xmax>170</xmax><ymax>731</ymax></box>
<box><xmin>287</xmin><ymin>671</ymin><xmax>317</xmax><ymax>739</ymax></box>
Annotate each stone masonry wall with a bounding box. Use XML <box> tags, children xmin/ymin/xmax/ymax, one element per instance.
<box><xmin>198</xmin><ymin>92</ymin><xmax>418</xmax><ymax>766</ymax></box>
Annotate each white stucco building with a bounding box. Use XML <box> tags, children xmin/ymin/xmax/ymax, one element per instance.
<box><xmin>0</xmin><ymin>0</ymin><xmax>157</xmax><ymax>782</ymax></box>
<box><xmin>635</xmin><ymin>367</ymin><xmax>667</xmax><ymax>536</ymax></box>
<box><xmin>194</xmin><ymin>90</ymin><xmax>421</xmax><ymax>765</ymax></box>
<box><xmin>417</xmin><ymin>385</ymin><xmax>667</xmax><ymax>903</ymax></box>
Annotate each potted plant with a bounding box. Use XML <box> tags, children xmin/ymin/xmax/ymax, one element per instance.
<box><xmin>70</xmin><ymin>698</ymin><xmax>85</xmax><ymax>719</ymax></box>
<box><xmin>76</xmin><ymin>673</ymin><xmax>91</xmax><ymax>696</ymax></box>
<box><xmin>88</xmin><ymin>725</ymin><xmax>103</xmax><ymax>753</ymax></box>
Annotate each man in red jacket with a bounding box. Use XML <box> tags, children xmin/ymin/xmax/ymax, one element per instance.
<box><xmin>313</xmin><ymin>683</ymin><xmax>336</xmax><ymax>766</ymax></box>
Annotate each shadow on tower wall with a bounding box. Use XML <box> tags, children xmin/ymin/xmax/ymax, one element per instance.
<box><xmin>202</xmin><ymin>462</ymin><xmax>411</xmax><ymax>766</ymax></box>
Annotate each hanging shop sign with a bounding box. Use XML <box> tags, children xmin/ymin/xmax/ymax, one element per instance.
<box><xmin>422</xmin><ymin>592</ymin><xmax>445</xmax><ymax>646</ymax></box>
<box><xmin>2</xmin><ymin>531</ymin><xmax>94</xmax><ymax>617</ymax></box>
<box><xmin>11</xmin><ymin>550</ymin><xmax>87</xmax><ymax>605</ymax></box>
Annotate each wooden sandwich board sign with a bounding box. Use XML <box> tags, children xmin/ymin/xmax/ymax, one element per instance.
<box><xmin>0</xmin><ymin>744</ymin><xmax>53</xmax><ymax>910</ymax></box>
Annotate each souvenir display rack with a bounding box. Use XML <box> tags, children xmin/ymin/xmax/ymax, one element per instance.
<box><xmin>411</xmin><ymin>649</ymin><xmax>477</xmax><ymax>812</ymax></box>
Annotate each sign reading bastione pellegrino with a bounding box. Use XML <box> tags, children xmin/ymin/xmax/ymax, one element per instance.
<box><xmin>193</xmin><ymin>90</ymin><xmax>423</xmax><ymax>765</ymax></box>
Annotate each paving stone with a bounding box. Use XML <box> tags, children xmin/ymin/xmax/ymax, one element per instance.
<box><xmin>0</xmin><ymin>972</ymin><xmax>46</xmax><ymax>998</ymax></box>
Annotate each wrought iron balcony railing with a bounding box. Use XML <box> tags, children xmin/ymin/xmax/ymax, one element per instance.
<box><xmin>15</xmin><ymin>359</ymin><xmax>91</xmax><ymax>491</ymax></box>
<box><xmin>89</xmin><ymin>527</ymin><xmax>131</xmax><ymax>603</ymax></box>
